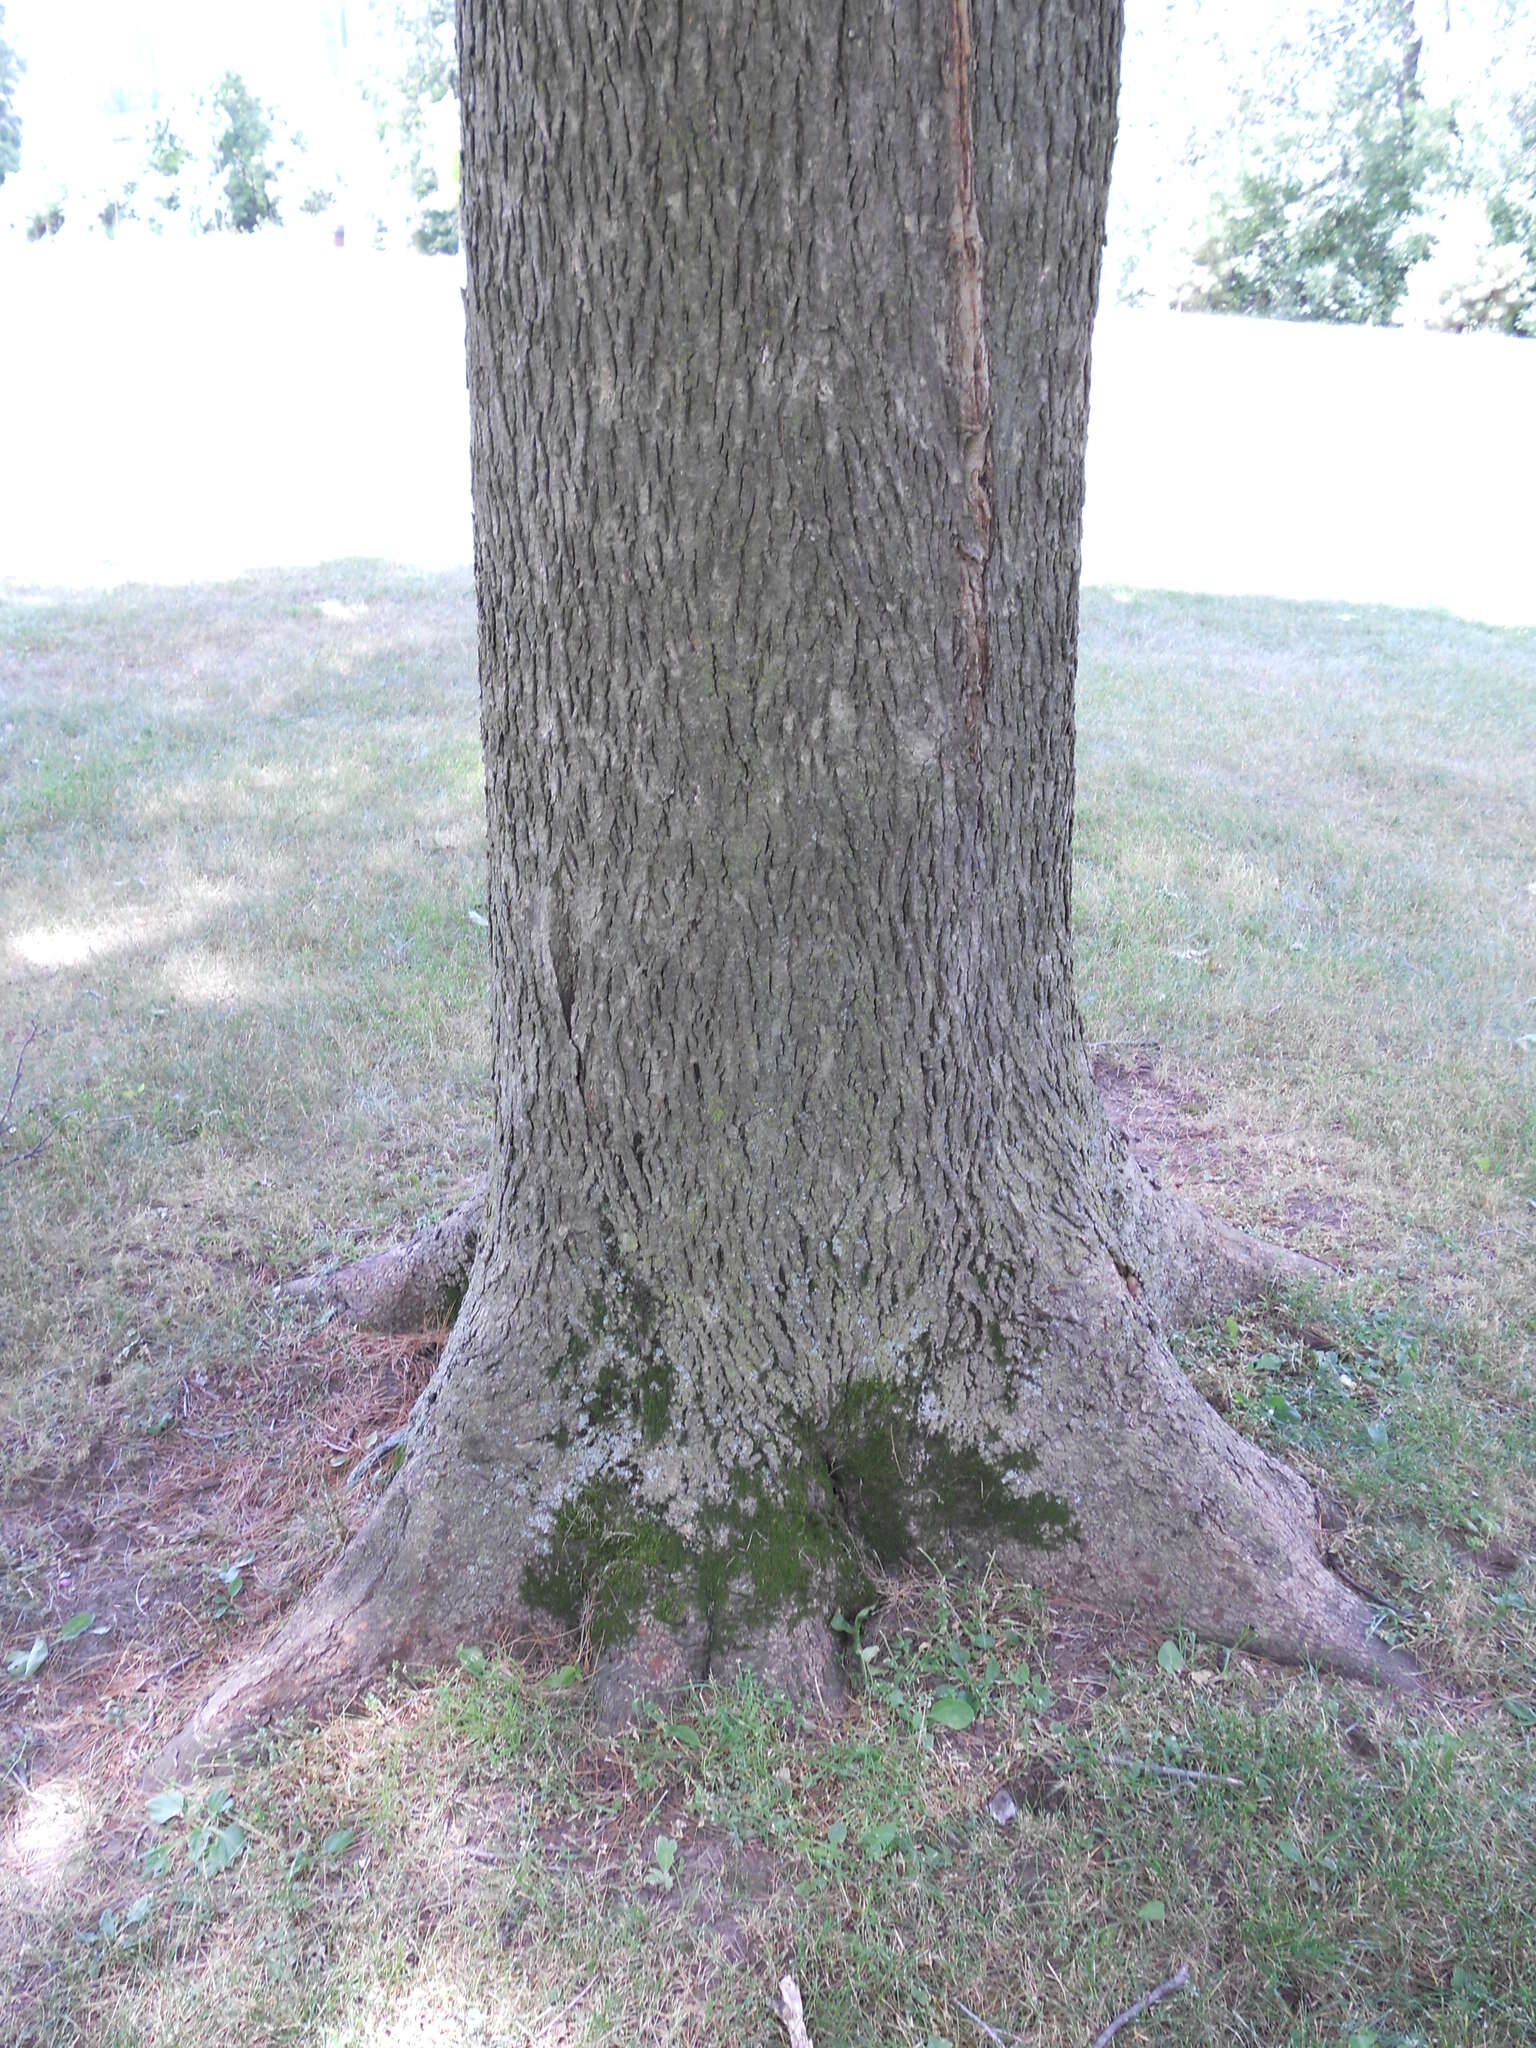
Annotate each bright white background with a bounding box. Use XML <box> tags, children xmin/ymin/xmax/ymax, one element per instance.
<box><xmin>2</xmin><ymin>240</ymin><xmax>1532</xmax><ymax>627</ymax></box>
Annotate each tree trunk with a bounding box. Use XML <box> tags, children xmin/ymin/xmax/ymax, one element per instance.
<box><xmin>168</xmin><ymin>0</ymin><xmax>1409</xmax><ymax>1771</ymax></box>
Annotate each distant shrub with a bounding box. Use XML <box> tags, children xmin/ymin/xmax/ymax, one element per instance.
<box><xmin>411</xmin><ymin>204</ymin><xmax>459</xmax><ymax>255</ymax></box>
<box><xmin>1399</xmin><ymin>203</ymin><xmax>1536</xmax><ymax>335</ymax></box>
<box><xmin>211</xmin><ymin>72</ymin><xmax>280</xmax><ymax>233</ymax></box>
<box><xmin>1182</xmin><ymin>5</ymin><xmax>1446</xmax><ymax>325</ymax></box>
<box><xmin>0</xmin><ymin>2</ymin><xmax>21</xmax><ymax>187</ymax></box>
<box><xmin>26</xmin><ymin>199</ymin><xmax>64</xmax><ymax>241</ymax></box>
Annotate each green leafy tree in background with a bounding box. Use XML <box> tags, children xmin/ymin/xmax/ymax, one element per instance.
<box><xmin>1482</xmin><ymin>109</ymin><xmax>1536</xmax><ymax>333</ymax></box>
<box><xmin>210</xmin><ymin>71</ymin><xmax>282</xmax><ymax>233</ymax></box>
<box><xmin>372</xmin><ymin>0</ymin><xmax>459</xmax><ymax>253</ymax></box>
<box><xmin>147</xmin><ymin>117</ymin><xmax>191</xmax><ymax>213</ymax></box>
<box><xmin>1434</xmin><ymin>0</ymin><xmax>1536</xmax><ymax>333</ymax></box>
<box><xmin>1109</xmin><ymin>0</ymin><xmax>1532</xmax><ymax>331</ymax></box>
<box><xmin>1186</xmin><ymin>1</ymin><xmax>1446</xmax><ymax>324</ymax></box>
<box><xmin>25</xmin><ymin>197</ymin><xmax>62</xmax><ymax>240</ymax></box>
<box><xmin>0</xmin><ymin>2</ymin><xmax>23</xmax><ymax>187</ymax></box>
<box><xmin>98</xmin><ymin>185</ymin><xmax>137</xmax><ymax>237</ymax></box>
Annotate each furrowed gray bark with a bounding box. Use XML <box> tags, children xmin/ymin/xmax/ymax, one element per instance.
<box><xmin>167</xmin><ymin>0</ymin><xmax>1409</xmax><ymax>1776</ymax></box>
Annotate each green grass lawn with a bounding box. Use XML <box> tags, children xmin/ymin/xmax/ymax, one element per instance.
<box><xmin>1</xmin><ymin>571</ymin><xmax>1532</xmax><ymax>2046</ymax></box>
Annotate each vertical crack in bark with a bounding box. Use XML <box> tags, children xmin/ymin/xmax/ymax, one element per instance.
<box><xmin>947</xmin><ymin>0</ymin><xmax>995</xmax><ymax>739</ymax></box>
<box><xmin>549</xmin><ymin>884</ymin><xmax>583</xmax><ymax>1091</ymax></box>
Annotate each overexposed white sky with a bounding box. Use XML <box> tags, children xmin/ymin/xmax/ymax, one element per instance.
<box><xmin>7</xmin><ymin>0</ymin><xmax>1508</xmax><ymax>144</ymax></box>
<box><xmin>1</xmin><ymin>5</ymin><xmax>1530</xmax><ymax>618</ymax></box>
<box><xmin>3</xmin><ymin>1</ymin><xmax>389</xmax><ymax>193</ymax></box>
<box><xmin>3</xmin><ymin>0</ymin><xmax>1514</xmax><ymax>207</ymax></box>
<box><xmin>7</xmin><ymin>0</ymin><xmax>353</xmax><ymax>119</ymax></box>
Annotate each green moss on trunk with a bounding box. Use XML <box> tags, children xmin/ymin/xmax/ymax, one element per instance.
<box><xmin>519</xmin><ymin>1376</ymin><xmax>1075</xmax><ymax>1661</ymax></box>
<box><xmin>519</xmin><ymin>1464</ymin><xmax>869</xmax><ymax>1649</ymax></box>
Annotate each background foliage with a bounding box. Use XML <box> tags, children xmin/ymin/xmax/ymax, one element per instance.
<box><xmin>1110</xmin><ymin>0</ymin><xmax>1536</xmax><ymax>334</ymax></box>
<box><xmin>2</xmin><ymin>0</ymin><xmax>1535</xmax><ymax>330</ymax></box>
<box><xmin>0</xmin><ymin>3</ymin><xmax>22</xmax><ymax>189</ymax></box>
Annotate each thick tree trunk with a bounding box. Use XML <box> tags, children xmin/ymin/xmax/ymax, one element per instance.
<box><xmin>168</xmin><ymin>0</ymin><xmax>1408</xmax><ymax>1772</ymax></box>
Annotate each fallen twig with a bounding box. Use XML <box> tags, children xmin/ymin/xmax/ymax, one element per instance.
<box><xmin>530</xmin><ymin>1972</ymin><xmax>598</xmax><ymax>2043</ymax></box>
<box><xmin>957</xmin><ymin>1998</ymin><xmax>1018</xmax><ymax>2046</ymax></box>
<box><xmin>778</xmin><ymin>1974</ymin><xmax>815</xmax><ymax>2048</ymax></box>
<box><xmin>136</xmin><ymin>1650</ymin><xmax>202</xmax><ymax>1689</ymax></box>
<box><xmin>1090</xmin><ymin>1964</ymin><xmax>1191</xmax><ymax>2048</ymax></box>
<box><xmin>0</xmin><ymin>1134</ymin><xmax>49</xmax><ymax>1169</ymax></box>
<box><xmin>1105</xmin><ymin>1753</ymin><xmax>1243</xmax><ymax>1788</ymax></box>
<box><xmin>0</xmin><ymin>1023</ymin><xmax>49</xmax><ymax>1170</ymax></box>
<box><xmin>2</xmin><ymin>1022</ymin><xmax>38</xmax><ymax>1132</ymax></box>
<box><xmin>345</xmin><ymin>1427</ymin><xmax>410</xmax><ymax>1489</ymax></box>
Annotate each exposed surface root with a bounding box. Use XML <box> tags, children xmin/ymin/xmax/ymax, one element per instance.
<box><xmin>705</xmin><ymin>1613</ymin><xmax>848</xmax><ymax>1710</ymax></box>
<box><xmin>1142</xmin><ymin>1182</ymin><xmax>1330</xmax><ymax>1329</ymax></box>
<box><xmin>1094</xmin><ymin>1082</ymin><xmax>1330</xmax><ymax>1331</ymax></box>
<box><xmin>171</xmin><ymin>1120</ymin><xmax>1411</xmax><ymax>1775</ymax></box>
<box><xmin>286</xmin><ymin>1060</ymin><xmax>1323</xmax><ymax>1346</ymax></box>
<box><xmin>1008</xmin><ymin>1248</ymin><xmax>1419</xmax><ymax>1695</ymax></box>
<box><xmin>153</xmin><ymin>1488</ymin><xmax>427</xmax><ymax>1781</ymax></box>
<box><xmin>285</xmin><ymin>1178</ymin><xmax>486</xmax><ymax>1333</ymax></box>
<box><xmin>588</xmin><ymin>1581</ymin><xmax>848</xmax><ymax>1731</ymax></box>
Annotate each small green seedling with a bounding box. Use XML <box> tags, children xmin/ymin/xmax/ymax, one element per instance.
<box><xmin>208</xmin><ymin>1556</ymin><xmax>254</xmax><ymax>1619</ymax></box>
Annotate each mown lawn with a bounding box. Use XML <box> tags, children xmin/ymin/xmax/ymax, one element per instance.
<box><xmin>1</xmin><ymin>571</ymin><xmax>1532</xmax><ymax>2047</ymax></box>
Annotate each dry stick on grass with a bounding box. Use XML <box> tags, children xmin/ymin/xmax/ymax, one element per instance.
<box><xmin>530</xmin><ymin>1973</ymin><xmax>598</xmax><ymax>2044</ymax></box>
<box><xmin>1104</xmin><ymin>1753</ymin><xmax>1244</xmax><ymax>1789</ymax></box>
<box><xmin>0</xmin><ymin>1020</ymin><xmax>47</xmax><ymax>1168</ymax></box>
<box><xmin>956</xmin><ymin>1998</ymin><xmax>1019</xmax><ymax>2046</ymax></box>
<box><xmin>2</xmin><ymin>1022</ymin><xmax>37</xmax><ymax>1128</ymax></box>
<box><xmin>1089</xmin><ymin>1963</ymin><xmax>1192</xmax><ymax>2048</ymax></box>
<box><xmin>345</xmin><ymin>1427</ymin><xmax>411</xmax><ymax>1490</ymax></box>
<box><xmin>778</xmin><ymin>1974</ymin><xmax>815</xmax><ymax>2048</ymax></box>
<box><xmin>135</xmin><ymin>1651</ymin><xmax>202</xmax><ymax>1690</ymax></box>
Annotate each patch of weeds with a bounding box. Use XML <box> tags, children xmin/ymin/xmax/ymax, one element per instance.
<box><xmin>845</xmin><ymin>1576</ymin><xmax>1053</xmax><ymax>1743</ymax></box>
<box><xmin>71</xmin><ymin>1892</ymin><xmax>156</xmax><ymax>1979</ymax></box>
<box><xmin>641</xmin><ymin>1833</ymin><xmax>679</xmax><ymax>1890</ymax></box>
<box><xmin>1175</xmin><ymin>1289</ymin><xmax>1536</xmax><ymax>1687</ymax></box>
<box><xmin>4</xmin><ymin>1610</ymin><xmax>108</xmax><ymax>1687</ymax></box>
<box><xmin>205</xmin><ymin>1555</ymin><xmax>254</xmax><ymax>1621</ymax></box>
<box><xmin>141</xmin><ymin>1785</ymin><xmax>249</xmax><ymax>1878</ymax></box>
<box><xmin>284</xmin><ymin>1822</ymin><xmax>361</xmax><ymax>1884</ymax></box>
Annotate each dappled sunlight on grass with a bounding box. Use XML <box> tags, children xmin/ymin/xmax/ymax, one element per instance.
<box><xmin>10</xmin><ymin>917</ymin><xmax>165</xmax><ymax>973</ymax></box>
<box><xmin>0</xmin><ymin>566</ymin><xmax>489</xmax><ymax>1491</ymax></box>
<box><xmin>0</xmin><ymin>1776</ymin><xmax>92</xmax><ymax>1900</ymax></box>
<box><xmin>1075</xmin><ymin>589</ymin><xmax>1536</xmax><ymax>1346</ymax></box>
<box><xmin>1</xmin><ymin>569</ymin><xmax>1532</xmax><ymax>2046</ymax></box>
<box><xmin>162</xmin><ymin>950</ymin><xmax>292</xmax><ymax>1012</ymax></box>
